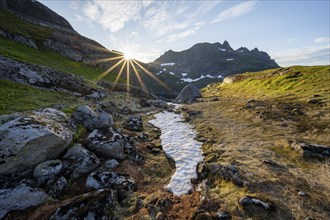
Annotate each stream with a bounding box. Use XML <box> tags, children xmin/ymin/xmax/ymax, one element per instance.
<box><xmin>149</xmin><ymin>106</ymin><xmax>203</xmax><ymax>196</ymax></box>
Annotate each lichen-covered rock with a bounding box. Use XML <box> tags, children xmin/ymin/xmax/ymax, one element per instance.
<box><xmin>62</xmin><ymin>144</ymin><xmax>100</xmax><ymax>179</ymax></box>
<box><xmin>48</xmin><ymin>176</ymin><xmax>67</xmax><ymax>197</ymax></box>
<box><xmin>33</xmin><ymin>160</ymin><xmax>62</xmax><ymax>182</ymax></box>
<box><xmin>209</xmin><ymin>163</ymin><xmax>245</xmax><ymax>187</ymax></box>
<box><xmin>0</xmin><ymin>108</ymin><xmax>73</xmax><ymax>176</ymax></box>
<box><xmin>72</xmin><ymin>105</ymin><xmax>113</xmax><ymax>131</ymax></box>
<box><xmin>239</xmin><ymin>196</ymin><xmax>276</xmax><ymax>211</ymax></box>
<box><xmin>103</xmin><ymin>159</ymin><xmax>120</xmax><ymax>169</ymax></box>
<box><xmin>290</xmin><ymin>141</ymin><xmax>330</xmax><ymax>159</ymax></box>
<box><xmin>123</xmin><ymin>116</ymin><xmax>143</xmax><ymax>132</ymax></box>
<box><xmin>86</xmin><ymin>171</ymin><xmax>136</xmax><ymax>191</ymax></box>
<box><xmin>176</xmin><ymin>84</ymin><xmax>201</xmax><ymax>103</ymax></box>
<box><xmin>87</xmin><ymin>129</ymin><xmax>125</xmax><ymax>160</ymax></box>
<box><xmin>0</xmin><ymin>184</ymin><xmax>49</xmax><ymax>219</ymax></box>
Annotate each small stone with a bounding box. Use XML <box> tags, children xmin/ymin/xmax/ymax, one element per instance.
<box><xmin>104</xmin><ymin>159</ymin><xmax>119</xmax><ymax>169</ymax></box>
<box><xmin>216</xmin><ymin>211</ymin><xmax>232</xmax><ymax>220</ymax></box>
<box><xmin>298</xmin><ymin>191</ymin><xmax>306</xmax><ymax>197</ymax></box>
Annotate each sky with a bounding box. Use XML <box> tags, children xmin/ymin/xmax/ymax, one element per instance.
<box><xmin>39</xmin><ymin>0</ymin><xmax>330</xmax><ymax>67</ymax></box>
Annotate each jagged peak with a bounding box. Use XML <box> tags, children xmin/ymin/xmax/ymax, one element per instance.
<box><xmin>222</xmin><ymin>40</ymin><xmax>233</xmax><ymax>50</ymax></box>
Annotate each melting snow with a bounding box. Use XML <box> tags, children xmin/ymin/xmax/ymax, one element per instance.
<box><xmin>219</xmin><ymin>48</ymin><xmax>226</xmax><ymax>52</ymax></box>
<box><xmin>149</xmin><ymin>107</ymin><xmax>203</xmax><ymax>196</ymax></box>
<box><xmin>156</xmin><ymin>70</ymin><xmax>163</xmax><ymax>75</ymax></box>
<box><xmin>160</xmin><ymin>63</ymin><xmax>175</xmax><ymax>66</ymax></box>
<box><xmin>181</xmin><ymin>74</ymin><xmax>223</xmax><ymax>82</ymax></box>
<box><xmin>170</xmin><ymin>72</ymin><xmax>175</xmax><ymax>75</ymax></box>
<box><xmin>181</xmin><ymin>73</ymin><xmax>187</xmax><ymax>76</ymax></box>
<box><xmin>226</xmin><ymin>58</ymin><xmax>234</xmax><ymax>61</ymax></box>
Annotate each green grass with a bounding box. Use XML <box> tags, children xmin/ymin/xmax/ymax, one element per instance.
<box><xmin>0</xmin><ymin>37</ymin><xmax>123</xmax><ymax>83</ymax></box>
<box><xmin>203</xmin><ymin>66</ymin><xmax>330</xmax><ymax>102</ymax></box>
<box><xmin>0</xmin><ymin>79</ymin><xmax>78</xmax><ymax>115</ymax></box>
<box><xmin>0</xmin><ymin>9</ymin><xmax>53</xmax><ymax>42</ymax></box>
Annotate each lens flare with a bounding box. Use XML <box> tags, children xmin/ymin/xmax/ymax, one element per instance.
<box><xmin>92</xmin><ymin>46</ymin><xmax>174</xmax><ymax>96</ymax></box>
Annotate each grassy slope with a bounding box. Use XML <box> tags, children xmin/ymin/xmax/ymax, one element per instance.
<box><xmin>186</xmin><ymin>66</ymin><xmax>330</xmax><ymax>219</ymax></box>
<box><xmin>0</xmin><ymin>9</ymin><xmax>53</xmax><ymax>42</ymax></box>
<box><xmin>203</xmin><ymin>66</ymin><xmax>330</xmax><ymax>102</ymax></box>
<box><xmin>0</xmin><ymin>79</ymin><xmax>79</xmax><ymax>114</ymax></box>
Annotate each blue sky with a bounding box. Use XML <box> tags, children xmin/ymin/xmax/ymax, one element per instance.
<box><xmin>39</xmin><ymin>0</ymin><xmax>329</xmax><ymax>66</ymax></box>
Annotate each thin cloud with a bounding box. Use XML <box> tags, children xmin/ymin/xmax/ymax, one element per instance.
<box><xmin>270</xmin><ymin>46</ymin><xmax>330</xmax><ymax>66</ymax></box>
<box><xmin>166</xmin><ymin>27</ymin><xmax>201</xmax><ymax>43</ymax></box>
<box><xmin>315</xmin><ymin>37</ymin><xmax>330</xmax><ymax>43</ymax></box>
<box><xmin>212</xmin><ymin>1</ymin><xmax>257</xmax><ymax>23</ymax></box>
<box><xmin>68</xmin><ymin>1</ymin><xmax>80</xmax><ymax>10</ymax></box>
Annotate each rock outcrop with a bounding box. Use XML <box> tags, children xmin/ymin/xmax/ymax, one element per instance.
<box><xmin>0</xmin><ymin>108</ymin><xmax>73</xmax><ymax>176</ymax></box>
<box><xmin>176</xmin><ymin>84</ymin><xmax>201</xmax><ymax>103</ymax></box>
<box><xmin>0</xmin><ymin>56</ymin><xmax>93</xmax><ymax>96</ymax></box>
<box><xmin>0</xmin><ymin>184</ymin><xmax>49</xmax><ymax>219</ymax></box>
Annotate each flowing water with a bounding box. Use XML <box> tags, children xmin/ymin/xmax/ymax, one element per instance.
<box><xmin>149</xmin><ymin>107</ymin><xmax>203</xmax><ymax>196</ymax></box>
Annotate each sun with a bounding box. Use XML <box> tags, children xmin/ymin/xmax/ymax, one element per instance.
<box><xmin>123</xmin><ymin>48</ymin><xmax>134</xmax><ymax>60</ymax></box>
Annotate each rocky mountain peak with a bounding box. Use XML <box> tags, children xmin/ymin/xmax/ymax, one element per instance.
<box><xmin>0</xmin><ymin>0</ymin><xmax>76</xmax><ymax>33</ymax></box>
<box><xmin>222</xmin><ymin>40</ymin><xmax>233</xmax><ymax>50</ymax></box>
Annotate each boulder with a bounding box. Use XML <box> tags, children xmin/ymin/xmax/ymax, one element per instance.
<box><xmin>290</xmin><ymin>141</ymin><xmax>330</xmax><ymax>159</ymax></box>
<box><xmin>87</xmin><ymin>129</ymin><xmax>125</xmax><ymax>160</ymax></box>
<box><xmin>33</xmin><ymin>160</ymin><xmax>62</xmax><ymax>183</ymax></box>
<box><xmin>0</xmin><ymin>108</ymin><xmax>73</xmax><ymax>176</ymax></box>
<box><xmin>48</xmin><ymin>176</ymin><xmax>68</xmax><ymax>197</ymax></box>
<box><xmin>0</xmin><ymin>184</ymin><xmax>49</xmax><ymax>219</ymax></box>
<box><xmin>72</xmin><ymin>105</ymin><xmax>113</xmax><ymax>131</ymax></box>
<box><xmin>176</xmin><ymin>84</ymin><xmax>201</xmax><ymax>103</ymax></box>
<box><xmin>103</xmin><ymin>159</ymin><xmax>120</xmax><ymax>169</ymax></box>
<box><xmin>62</xmin><ymin>144</ymin><xmax>100</xmax><ymax>179</ymax></box>
<box><xmin>123</xmin><ymin>116</ymin><xmax>143</xmax><ymax>132</ymax></box>
<box><xmin>86</xmin><ymin>171</ymin><xmax>136</xmax><ymax>191</ymax></box>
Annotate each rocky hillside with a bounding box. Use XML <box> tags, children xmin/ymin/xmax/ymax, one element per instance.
<box><xmin>148</xmin><ymin>41</ymin><xmax>279</xmax><ymax>93</ymax></box>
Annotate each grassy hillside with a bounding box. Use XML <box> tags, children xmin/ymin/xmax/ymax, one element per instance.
<box><xmin>0</xmin><ymin>79</ymin><xmax>79</xmax><ymax>115</ymax></box>
<box><xmin>0</xmin><ymin>9</ymin><xmax>53</xmax><ymax>42</ymax></box>
<box><xmin>202</xmin><ymin>66</ymin><xmax>330</xmax><ymax>102</ymax></box>
<box><xmin>184</xmin><ymin>65</ymin><xmax>330</xmax><ymax>219</ymax></box>
<box><xmin>0</xmin><ymin>37</ymin><xmax>123</xmax><ymax>83</ymax></box>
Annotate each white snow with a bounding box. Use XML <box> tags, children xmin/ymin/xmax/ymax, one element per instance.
<box><xmin>181</xmin><ymin>73</ymin><xmax>187</xmax><ymax>76</ymax></box>
<box><xmin>160</xmin><ymin>63</ymin><xmax>175</xmax><ymax>66</ymax></box>
<box><xmin>219</xmin><ymin>48</ymin><xmax>226</xmax><ymax>52</ymax></box>
<box><xmin>163</xmin><ymin>68</ymin><xmax>166</xmax><ymax>71</ymax></box>
<box><xmin>226</xmin><ymin>58</ymin><xmax>234</xmax><ymax>61</ymax></box>
<box><xmin>170</xmin><ymin>72</ymin><xmax>175</xmax><ymax>75</ymax></box>
<box><xmin>156</xmin><ymin>70</ymin><xmax>163</xmax><ymax>75</ymax></box>
<box><xmin>149</xmin><ymin>107</ymin><xmax>203</xmax><ymax>196</ymax></box>
<box><xmin>181</xmin><ymin>74</ymin><xmax>223</xmax><ymax>82</ymax></box>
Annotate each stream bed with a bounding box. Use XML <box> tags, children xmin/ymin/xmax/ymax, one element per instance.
<box><xmin>149</xmin><ymin>107</ymin><xmax>203</xmax><ymax>196</ymax></box>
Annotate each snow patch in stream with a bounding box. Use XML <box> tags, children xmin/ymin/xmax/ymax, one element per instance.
<box><xmin>149</xmin><ymin>109</ymin><xmax>203</xmax><ymax>196</ymax></box>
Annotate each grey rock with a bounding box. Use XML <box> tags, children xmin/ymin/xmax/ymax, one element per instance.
<box><xmin>48</xmin><ymin>176</ymin><xmax>67</xmax><ymax>197</ymax></box>
<box><xmin>0</xmin><ymin>108</ymin><xmax>73</xmax><ymax>176</ymax></box>
<box><xmin>72</xmin><ymin>105</ymin><xmax>113</xmax><ymax>131</ymax></box>
<box><xmin>86</xmin><ymin>171</ymin><xmax>136</xmax><ymax>191</ymax></box>
<box><xmin>33</xmin><ymin>159</ymin><xmax>62</xmax><ymax>182</ymax></box>
<box><xmin>0</xmin><ymin>184</ymin><xmax>49</xmax><ymax>219</ymax></box>
<box><xmin>298</xmin><ymin>191</ymin><xmax>306</xmax><ymax>197</ymax></box>
<box><xmin>176</xmin><ymin>84</ymin><xmax>201</xmax><ymax>103</ymax></box>
<box><xmin>216</xmin><ymin>211</ymin><xmax>232</xmax><ymax>220</ymax></box>
<box><xmin>239</xmin><ymin>196</ymin><xmax>276</xmax><ymax>211</ymax></box>
<box><xmin>49</xmin><ymin>189</ymin><xmax>117</xmax><ymax>220</ymax></box>
<box><xmin>103</xmin><ymin>159</ymin><xmax>120</xmax><ymax>169</ymax></box>
<box><xmin>87</xmin><ymin>129</ymin><xmax>125</xmax><ymax>160</ymax></box>
<box><xmin>209</xmin><ymin>163</ymin><xmax>245</xmax><ymax>187</ymax></box>
<box><xmin>290</xmin><ymin>141</ymin><xmax>330</xmax><ymax>159</ymax></box>
<box><xmin>147</xmin><ymin>100</ymin><xmax>168</xmax><ymax>108</ymax></box>
<box><xmin>84</xmin><ymin>90</ymin><xmax>106</xmax><ymax>101</ymax></box>
<box><xmin>123</xmin><ymin>116</ymin><xmax>143</xmax><ymax>132</ymax></box>
<box><xmin>0</xmin><ymin>113</ymin><xmax>21</xmax><ymax>125</ymax></box>
<box><xmin>63</xmin><ymin>144</ymin><xmax>100</xmax><ymax>179</ymax></box>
